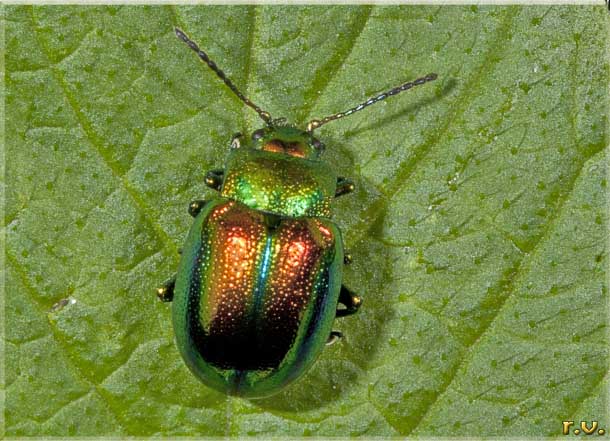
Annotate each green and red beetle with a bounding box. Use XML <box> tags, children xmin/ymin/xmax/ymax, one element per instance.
<box><xmin>157</xmin><ymin>28</ymin><xmax>437</xmax><ymax>398</ymax></box>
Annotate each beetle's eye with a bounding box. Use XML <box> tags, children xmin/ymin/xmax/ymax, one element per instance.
<box><xmin>252</xmin><ymin>129</ymin><xmax>266</xmax><ymax>141</ymax></box>
<box><xmin>312</xmin><ymin>139</ymin><xmax>325</xmax><ymax>151</ymax></box>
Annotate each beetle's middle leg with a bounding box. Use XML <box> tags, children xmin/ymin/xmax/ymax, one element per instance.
<box><xmin>156</xmin><ymin>275</ymin><xmax>176</xmax><ymax>302</ymax></box>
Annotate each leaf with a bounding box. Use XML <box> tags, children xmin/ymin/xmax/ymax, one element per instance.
<box><xmin>4</xmin><ymin>4</ymin><xmax>608</xmax><ymax>437</ymax></box>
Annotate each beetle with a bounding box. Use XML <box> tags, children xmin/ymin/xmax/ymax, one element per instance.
<box><xmin>157</xmin><ymin>27</ymin><xmax>437</xmax><ymax>398</ymax></box>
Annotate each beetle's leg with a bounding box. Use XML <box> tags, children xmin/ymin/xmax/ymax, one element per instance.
<box><xmin>188</xmin><ymin>199</ymin><xmax>208</xmax><ymax>217</ymax></box>
<box><xmin>326</xmin><ymin>331</ymin><xmax>343</xmax><ymax>346</ymax></box>
<box><xmin>205</xmin><ymin>169</ymin><xmax>224</xmax><ymax>191</ymax></box>
<box><xmin>335</xmin><ymin>177</ymin><xmax>355</xmax><ymax>198</ymax></box>
<box><xmin>343</xmin><ymin>251</ymin><xmax>353</xmax><ymax>265</ymax></box>
<box><xmin>336</xmin><ymin>285</ymin><xmax>362</xmax><ymax>317</ymax></box>
<box><xmin>156</xmin><ymin>276</ymin><xmax>176</xmax><ymax>302</ymax></box>
<box><xmin>230</xmin><ymin>132</ymin><xmax>243</xmax><ymax>149</ymax></box>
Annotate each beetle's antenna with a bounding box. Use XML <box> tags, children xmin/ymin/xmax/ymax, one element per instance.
<box><xmin>175</xmin><ymin>27</ymin><xmax>273</xmax><ymax>125</ymax></box>
<box><xmin>306</xmin><ymin>73</ymin><xmax>438</xmax><ymax>132</ymax></box>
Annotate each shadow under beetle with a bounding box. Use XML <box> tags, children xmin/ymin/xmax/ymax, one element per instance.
<box><xmin>157</xmin><ymin>28</ymin><xmax>437</xmax><ymax>398</ymax></box>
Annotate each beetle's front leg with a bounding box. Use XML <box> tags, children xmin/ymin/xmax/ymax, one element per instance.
<box><xmin>335</xmin><ymin>177</ymin><xmax>355</xmax><ymax>198</ymax></box>
<box><xmin>205</xmin><ymin>169</ymin><xmax>224</xmax><ymax>191</ymax></box>
<box><xmin>156</xmin><ymin>275</ymin><xmax>176</xmax><ymax>302</ymax></box>
<box><xmin>336</xmin><ymin>285</ymin><xmax>362</xmax><ymax>317</ymax></box>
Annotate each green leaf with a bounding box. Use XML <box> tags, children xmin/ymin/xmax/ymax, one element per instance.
<box><xmin>4</xmin><ymin>4</ymin><xmax>608</xmax><ymax>437</ymax></box>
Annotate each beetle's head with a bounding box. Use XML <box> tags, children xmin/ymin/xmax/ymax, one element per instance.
<box><xmin>249</xmin><ymin>124</ymin><xmax>325</xmax><ymax>160</ymax></box>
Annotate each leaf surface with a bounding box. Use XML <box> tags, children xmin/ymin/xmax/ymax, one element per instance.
<box><xmin>4</xmin><ymin>5</ymin><xmax>609</xmax><ymax>436</ymax></box>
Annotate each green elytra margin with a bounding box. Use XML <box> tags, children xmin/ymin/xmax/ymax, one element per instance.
<box><xmin>4</xmin><ymin>4</ymin><xmax>609</xmax><ymax>437</ymax></box>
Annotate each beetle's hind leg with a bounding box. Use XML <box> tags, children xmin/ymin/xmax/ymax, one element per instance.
<box><xmin>205</xmin><ymin>169</ymin><xmax>225</xmax><ymax>191</ymax></box>
<box><xmin>326</xmin><ymin>331</ymin><xmax>343</xmax><ymax>346</ymax></box>
<box><xmin>230</xmin><ymin>132</ymin><xmax>243</xmax><ymax>149</ymax></box>
<box><xmin>336</xmin><ymin>285</ymin><xmax>362</xmax><ymax>317</ymax></box>
<box><xmin>327</xmin><ymin>286</ymin><xmax>362</xmax><ymax>344</ymax></box>
<box><xmin>156</xmin><ymin>275</ymin><xmax>176</xmax><ymax>302</ymax></box>
<box><xmin>335</xmin><ymin>177</ymin><xmax>355</xmax><ymax>198</ymax></box>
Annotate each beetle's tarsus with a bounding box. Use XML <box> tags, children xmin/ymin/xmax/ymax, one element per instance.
<box><xmin>335</xmin><ymin>177</ymin><xmax>355</xmax><ymax>198</ymax></box>
<box><xmin>188</xmin><ymin>200</ymin><xmax>208</xmax><ymax>217</ymax></box>
<box><xmin>231</xmin><ymin>133</ymin><xmax>243</xmax><ymax>149</ymax></box>
<box><xmin>157</xmin><ymin>276</ymin><xmax>176</xmax><ymax>302</ymax></box>
<box><xmin>336</xmin><ymin>285</ymin><xmax>362</xmax><ymax>317</ymax></box>
<box><xmin>205</xmin><ymin>169</ymin><xmax>225</xmax><ymax>191</ymax></box>
<box><xmin>326</xmin><ymin>331</ymin><xmax>343</xmax><ymax>345</ymax></box>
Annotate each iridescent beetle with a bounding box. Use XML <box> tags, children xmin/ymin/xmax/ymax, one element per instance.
<box><xmin>157</xmin><ymin>28</ymin><xmax>437</xmax><ymax>398</ymax></box>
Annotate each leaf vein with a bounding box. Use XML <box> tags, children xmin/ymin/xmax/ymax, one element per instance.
<box><xmin>407</xmin><ymin>145</ymin><xmax>607</xmax><ymax>436</ymax></box>
<box><xmin>28</xmin><ymin>6</ymin><xmax>178</xmax><ymax>260</ymax></box>
<box><xmin>6</xmin><ymin>249</ymin><xmax>130</xmax><ymax>434</ymax></box>
<box><xmin>303</xmin><ymin>6</ymin><xmax>374</xmax><ymax>122</ymax></box>
<box><xmin>345</xmin><ymin>8</ymin><xmax>519</xmax><ymax>246</ymax></box>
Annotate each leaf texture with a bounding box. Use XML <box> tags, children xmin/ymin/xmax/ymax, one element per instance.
<box><xmin>4</xmin><ymin>5</ymin><xmax>609</xmax><ymax>437</ymax></box>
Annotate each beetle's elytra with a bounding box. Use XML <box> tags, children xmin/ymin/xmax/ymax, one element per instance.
<box><xmin>157</xmin><ymin>27</ymin><xmax>437</xmax><ymax>398</ymax></box>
